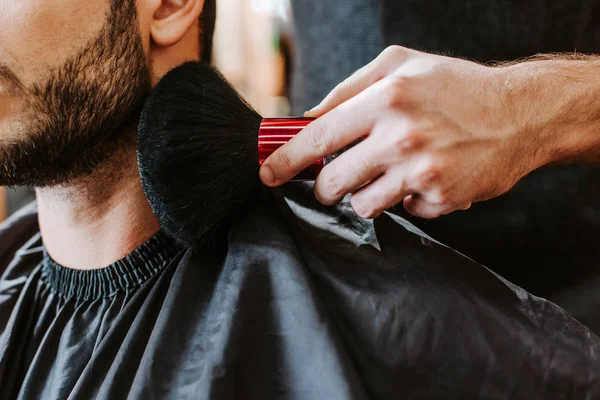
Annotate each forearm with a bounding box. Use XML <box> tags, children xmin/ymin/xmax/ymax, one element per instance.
<box><xmin>499</xmin><ymin>55</ymin><xmax>600</xmax><ymax>167</ymax></box>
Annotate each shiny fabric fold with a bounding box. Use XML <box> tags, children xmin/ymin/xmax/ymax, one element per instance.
<box><xmin>0</xmin><ymin>184</ymin><xmax>599</xmax><ymax>399</ymax></box>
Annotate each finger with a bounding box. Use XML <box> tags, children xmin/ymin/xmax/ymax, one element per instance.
<box><xmin>403</xmin><ymin>195</ymin><xmax>471</xmax><ymax>219</ymax></box>
<box><xmin>402</xmin><ymin>195</ymin><xmax>447</xmax><ymax>219</ymax></box>
<box><xmin>306</xmin><ymin>46</ymin><xmax>410</xmax><ymax>117</ymax></box>
<box><xmin>313</xmin><ymin>136</ymin><xmax>386</xmax><ymax>206</ymax></box>
<box><xmin>261</xmin><ymin>85</ymin><xmax>386</xmax><ymax>186</ymax></box>
<box><xmin>350</xmin><ymin>168</ymin><xmax>413</xmax><ymax>219</ymax></box>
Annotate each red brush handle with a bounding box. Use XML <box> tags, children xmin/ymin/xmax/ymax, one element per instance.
<box><xmin>258</xmin><ymin>117</ymin><xmax>323</xmax><ymax>181</ymax></box>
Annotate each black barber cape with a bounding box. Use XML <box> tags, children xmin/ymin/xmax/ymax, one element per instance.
<box><xmin>1</xmin><ymin>183</ymin><xmax>600</xmax><ymax>399</ymax></box>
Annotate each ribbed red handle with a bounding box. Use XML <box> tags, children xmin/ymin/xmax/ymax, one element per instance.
<box><xmin>258</xmin><ymin>117</ymin><xmax>323</xmax><ymax>181</ymax></box>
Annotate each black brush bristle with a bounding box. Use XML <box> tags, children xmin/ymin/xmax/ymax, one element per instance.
<box><xmin>137</xmin><ymin>62</ymin><xmax>262</xmax><ymax>246</ymax></box>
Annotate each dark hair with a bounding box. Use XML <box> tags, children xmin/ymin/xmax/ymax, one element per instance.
<box><xmin>199</xmin><ymin>0</ymin><xmax>217</xmax><ymax>63</ymax></box>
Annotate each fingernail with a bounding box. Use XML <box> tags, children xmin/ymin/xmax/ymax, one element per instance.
<box><xmin>260</xmin><ymin>165</ymin><xmax>276</xmax><ymax>186</ymax></box>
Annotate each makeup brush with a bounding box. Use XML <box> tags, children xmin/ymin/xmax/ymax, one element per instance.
<box><xmin>137</xmin><ymin>62</ymin><xmax>329</xmax><ymax>246</ymax></box>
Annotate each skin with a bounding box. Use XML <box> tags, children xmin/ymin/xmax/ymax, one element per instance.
<box><xmin>260</xmin><ymin>46</ymin><xmax>600</xmax><ymax>219</ymax></box>
<box><xmin>0</xmin><ymin>0</ymin><xmax>204</xmax><ymax>270</ymax></box>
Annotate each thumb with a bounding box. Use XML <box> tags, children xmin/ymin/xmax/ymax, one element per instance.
<box><xmin>305</xmin><ymin>46</ymin><xmax>409</xmax><ymax>117</ymax></box>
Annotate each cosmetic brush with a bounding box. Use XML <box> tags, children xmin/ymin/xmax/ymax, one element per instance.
<box><xmin>137</xmin><ymin>62</ymin><xmax>331</xmax><ymax>246</ymax></box>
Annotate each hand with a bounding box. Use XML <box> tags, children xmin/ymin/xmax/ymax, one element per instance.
<box><xmin>259</xmin><ymin>46</ymin><xmax>548</xmax><ymax>219</ymax></box>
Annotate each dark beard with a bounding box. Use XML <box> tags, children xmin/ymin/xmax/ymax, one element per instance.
<box><xmin>0</xmin><ymin>0</ymin><xmax>151</xmax><ymax>187</ymax></box>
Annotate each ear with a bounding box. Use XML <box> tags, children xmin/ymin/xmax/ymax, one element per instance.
<box><xmin>151</xmin><ymin>0</ymin><xmax>205</xmax><ymax>47</ymax></box>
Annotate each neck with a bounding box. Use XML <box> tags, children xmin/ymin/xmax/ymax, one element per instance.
<box><xmin>36</xmin><ymin>145</ymin><xmax>160</xmax><ymax>270</ymax></box>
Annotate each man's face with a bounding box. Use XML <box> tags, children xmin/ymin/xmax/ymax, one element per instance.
<box><xmin>0</xmin><ymin>0</ymin><xmax>151</xmax><ymax>187</ymax></box>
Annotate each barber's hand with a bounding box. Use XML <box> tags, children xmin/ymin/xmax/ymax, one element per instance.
<box><xmin>259</xmin><ymin>46</ymin><xmax>545</xmax><ymax>219</ymax></box>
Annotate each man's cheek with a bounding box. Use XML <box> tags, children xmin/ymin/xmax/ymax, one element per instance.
<box><xmin>0</xmin><ymin>0</ymin><xmax>107</xmax><ymax>89</ymax></box>
<box><xmin>0</xmin><ymin>3</ymin><xmax>50</xmax><ymax>89</ymax></box>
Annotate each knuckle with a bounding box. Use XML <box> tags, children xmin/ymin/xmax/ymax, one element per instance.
<box><xmin>325</xmin><ymin>175</ymin><xmax>344</xmax><ymax>198</ymax></box>
<box><xmin>306</xmin><ymin>123</ymin><xmax>332</xmax><ymax>155</ymax></box>
<box><xmin>336</xmin><ymin>78</ymin><xmax>354</xmax><ymax>94</ymax></box>
<box><xmin>391</xmin><ymin>130</ymin><xmax>425</xmax><ymax>156</ymax></box>
<box><xmin>415</xmin><ymin>158</ymin><xmax>445</xmax><ymax>187</ymax></box>
<box><xmin>419</xmin><ymin>167</ymin><xmax>443</xmax><ymax>187</ymax></box>
<box><xmin>433</xmin><ymin>189</ymin><xmax>454</xmax><ymax>207</ymax></box>
<box><xmin>277</xmin><ymin>150</ymin><xmax>294</xmax><ymax>171</ymax></box>
<box><xmin>356</xmin><ymin>153</ymin><xmax>378</xmax><ymax>176</ymax></box>
<box><xmin>324</xmin><ymin>173</ymin><xmax>345</xmax><ymax>200</ymax></box>
<box><xmin>381</xmin><ymin>45</ymin><xmax>405</xmax><ymax>61</ymax></box>
<box><xmin>327</xmin><ymin>82</ymin><xmax>347</xmax><ymax>101</ymax></box>
<box><xmin>383</xmin><ymin>75</ymin><xmax>412</xmax><ymax>108</ymax></box>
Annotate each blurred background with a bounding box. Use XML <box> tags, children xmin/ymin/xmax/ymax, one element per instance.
<box><xmin>0</xmin><ymin>0</ymin><xmax>294</xmax><ymax>222</ymax></box>
<box><xmin>213</xmin><ymin>0</ymin><xmax>293</xmax><ymax>117</ymax></box>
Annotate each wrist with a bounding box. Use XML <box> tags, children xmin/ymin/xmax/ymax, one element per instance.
<box><xmin>498</xmin><ymin>59</ymin><xmax>600</xmax><ymax>168</ymax></box>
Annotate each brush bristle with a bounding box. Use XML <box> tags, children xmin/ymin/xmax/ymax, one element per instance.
<box><xmin>137</xmin><ymin>62</ymin><xmax>263</xmax><ymax>246</ymax></box>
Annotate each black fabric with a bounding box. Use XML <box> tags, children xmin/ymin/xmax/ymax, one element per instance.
<box><xmin>1</xmin><ymin>185</ymin><xmax>600</xmax><ymax>399</ymax></box>
<box><xmin>290</xmin><ymin>0</ymin><xmax>600</xmax><ymax>315</ymax></box>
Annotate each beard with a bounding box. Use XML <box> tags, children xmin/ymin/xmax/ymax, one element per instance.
<box><xmin>0</xmin><ymin>0</ymin><xmax>151</xmax><ymax>187</ymax></box>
